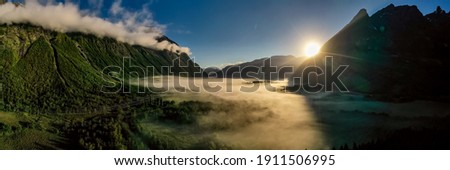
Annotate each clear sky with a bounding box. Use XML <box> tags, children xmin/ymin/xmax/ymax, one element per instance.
<box><xmin>11</xmin><ymin>0</ymin><xmax>450</xmax><ymax>67</ymax></box>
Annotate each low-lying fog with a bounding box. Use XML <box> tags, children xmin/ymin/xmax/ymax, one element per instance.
<box><xmin>131</xmin><ymin>76</ymin><xmax>450</xmax><ymax>149</ymax></box>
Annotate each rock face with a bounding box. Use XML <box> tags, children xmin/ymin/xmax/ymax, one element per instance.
<box><xmin>291</xmin><ymin>4</ymin><xmax>450</xmax><ymax>100</ymax></box>
<box><xmin>0</xmin><ymin>24</ymin><xmax>201</xmax><ymax>111</ymax></box>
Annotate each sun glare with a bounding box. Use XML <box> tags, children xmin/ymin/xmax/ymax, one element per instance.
<box><xmin>304</xmin><ymin>42</ymin><xmax>321</xmax><ymax>57</ymax></box>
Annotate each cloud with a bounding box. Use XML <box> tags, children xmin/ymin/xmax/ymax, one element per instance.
<box><xmin>87</xmin><ymin>0</ymin><xmax>104</xmax><ymax>15</ymax></box>
<box><xmin>217</xmin><ymin>61</ymin><xmax>244</xmax><ymax>69</ymax></box>
<box><xmin>0</xmin><ymin>0</ymin><xmax>191</xmax><ymax>55</ymax></box>
<box><xmin>109</xmin><ymin>0</ymin><xmax>122</xmax><ymax>15</ymax></box>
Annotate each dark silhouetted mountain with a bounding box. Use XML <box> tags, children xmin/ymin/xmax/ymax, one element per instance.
<box><xmin>218</xmin><ymin>55</ymin><xmax>305</xmax><ymax>80</ymax></box>
<box><xmin>291</xmin><ymin>4</ymin><xmax>450</xmax><ymax>100</ymax></box>
<box><xmin>202</xmin><ymin>66</ymin><xmax>222</xmax><ymax>77</ymax></box>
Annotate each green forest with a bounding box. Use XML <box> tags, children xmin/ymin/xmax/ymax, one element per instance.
<box><xmin>0</xmin><ymin>24</ymin><xmax>227</xmax><ymax>149</ymax></box>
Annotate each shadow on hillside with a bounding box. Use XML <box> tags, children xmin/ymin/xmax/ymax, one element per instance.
<box><xmin>300</xmin><ymin>93</ymin><xmax>450</xmax><ymax>150</ymax></box>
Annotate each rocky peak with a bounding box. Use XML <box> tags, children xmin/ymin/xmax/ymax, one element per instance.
<box><xmin>425</xmin><ymin>6</ymin><xmax>450</xmax><ymax>23</ymax></box>
<box><xmin>373</xmin><ymin>4</ymin><xmax>423</xmax><ymax>19</ymax></box>
<box><xmin>349</xmin><ymin>8</ymin><xmax>369</xmax><ymax>25</ymax></box>
<box><xmin>435</xmin><ymin>6</ymin><xmax>446</xmax><ymax>15</ymax></box>
<box><xmin>369</xmin><ymin>4</ymin><xmax>425</xmax><ymax>34</ymax></box>
<box><xmin>385</xmin><ymin>3</ymin><xmax>396</xmax><ymax>10</ymax></box>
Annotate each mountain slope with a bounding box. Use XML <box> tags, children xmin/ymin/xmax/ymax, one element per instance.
<box><xmin>0</xmin><ymin>24</ymin><xmax>201</xmax><ymax>112</ymax></box>
<box><xmin>218</xmin><ymin>55</ymin><xmax>305</xmax><ymax>80</ymax></box>
<box><xmin>291</xmin><ymin>4</ymin><xmax>450</xmax><ymax>100</ymax></box>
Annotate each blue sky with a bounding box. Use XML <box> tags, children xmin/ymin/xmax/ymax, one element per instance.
<box><xmin>11</xmin><ymin>0</ymin><xmax>450</xmax><ymax>67</ymax></box>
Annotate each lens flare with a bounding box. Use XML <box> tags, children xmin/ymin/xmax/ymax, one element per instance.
<box><xmin>304</xmin><ymin>42</ymin><xmax>321</xmax><ymax>57</ymax></box>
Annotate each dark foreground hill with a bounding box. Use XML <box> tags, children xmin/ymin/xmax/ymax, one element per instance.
<box><xmin>291</xmin><ymin>4</ymin><xmax>450</xmax><ymax>100</ymax></box>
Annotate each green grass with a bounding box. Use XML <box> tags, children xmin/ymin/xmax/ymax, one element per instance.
<box><xmin>138</xmin><ymin>123</ymin><xmax>195</xmax><ymax>149</ymax></box>
<box><xmin>0</xmin><ymin>111</ymin><xmax>63</xmax><ymax>149</ymax></box>
<box><xmin>0</xmin><ymin>112</ymin><xmax>19</xmax><ymax>126</ymax></box>
<box><xmin>2</xmin><ymin>129</ymin><xmax>63</xmax><ymax>149</ymax></box>
<box><xmin>0</xmin><ymin>98</ymin><xmax>236</xmax><ymax>150</ymax></box>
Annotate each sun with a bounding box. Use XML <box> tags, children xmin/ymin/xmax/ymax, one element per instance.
<box><xmin>304</xmin><ymin>42</ymin><xmax>321</xmax><ymax>57</ymax></box>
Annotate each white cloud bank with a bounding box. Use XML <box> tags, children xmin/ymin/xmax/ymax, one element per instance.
<box><xmin>0</xmin><ymin>0</ymin><xmax>191</xmax><ymax>55</ymax></box>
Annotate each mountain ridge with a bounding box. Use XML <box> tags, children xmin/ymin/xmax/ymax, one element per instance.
<box><xmin>0</xmin><ymin>23</ymin><xmax>202</xmax><ymax>112</ymax></box>
<box><xmin>217</xmin><ymin>55</ymin><xmax>305</xmax><ymax>80</ymax></box>
<box><xmin>290</xmin><ymin>4</ymin><xmax>450</xmax><ymax>100</ymax></box>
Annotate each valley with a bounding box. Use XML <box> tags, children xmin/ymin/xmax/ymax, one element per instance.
<box><xmin>1</xmin><ymin>3</ymin><xmax>450</xmax><ymax>150</ymax></box>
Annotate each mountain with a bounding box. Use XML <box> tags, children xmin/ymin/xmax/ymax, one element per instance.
<box><xmin>0</xmin><ymin>24</ymin><xmax>201</xmax><ymax>112</ymax></box>
<box><xmin>217</xmin><ymin>55</ymin><xmax>305</xmax><ymax>80</ymax></box>
<box><xmin>290</xmin><ymin>4</ymin><xmax>450</xmax><ymax>100</ymax></box>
